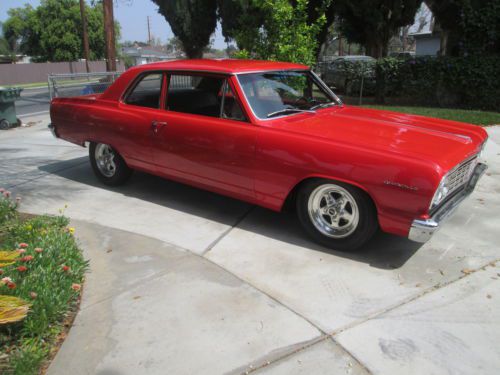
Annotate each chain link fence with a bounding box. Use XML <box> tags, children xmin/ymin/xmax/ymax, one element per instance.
<box><xmin>48</xmin><ymin>72</ymin><xmax>121</xmax><ymax>99</ymax></box>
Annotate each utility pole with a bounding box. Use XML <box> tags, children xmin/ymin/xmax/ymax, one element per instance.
<box><xmin>103</xmin><ymin>0</ymin><xmax>116</xmax><ymax>71</ymax></box>
<box><xmin>147</xmin><ymin>16</ymin><xmax>152</xmax><ymax>45</ymax></box>
<box><xmin>79</xmin><ymin>0</ymin><xmax>90</xmax><ymax>73</ymax></box>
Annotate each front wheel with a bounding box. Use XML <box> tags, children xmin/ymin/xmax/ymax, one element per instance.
<box><xmin>296</xmin><ymin>179</ymin><xmax>378</xmax><ymax>251</ymax></box>
<box><xmin>89</xmin><ymin>142</ymin><xmax>132</xmax><ymax>186</ymax></box>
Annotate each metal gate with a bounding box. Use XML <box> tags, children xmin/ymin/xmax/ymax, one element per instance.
<box><xmin>47</xmin><ymin>71</ymin><xmax>121</xmax><ymax>99</ymax></box>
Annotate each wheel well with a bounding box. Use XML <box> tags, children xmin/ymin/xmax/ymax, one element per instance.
<box><xmin>282</xmin><ymin>177</ymin><xmax>379</xmax><ymax>214</ymax></box>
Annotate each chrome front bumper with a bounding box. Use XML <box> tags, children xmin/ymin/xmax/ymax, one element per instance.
<box><xmin>408</xmin><ymin>162</ymin><xmax>488</xmax><ymax>243</ymax></box>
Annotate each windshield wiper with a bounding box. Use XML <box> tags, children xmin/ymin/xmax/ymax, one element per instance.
<box><xmin>309</xmin><ymin>102</ymin><xmax>336</xmax><ymax>111</ymax></box>
<box><xmin>266</xmin><ymin>108</ymin><xmax>315</xmax><ymax>118</ymax></box>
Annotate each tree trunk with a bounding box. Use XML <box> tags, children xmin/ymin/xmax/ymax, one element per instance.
<box><xmin>79</xmin><ymin>0</ymin><xmax>90</xmax><ymax>73</ymax></box>
<box><xmin>439</xmin><ymin>30</ymin><xmax>448</xmax><ymax>56</ymax></box>
<box><xmin>103</xmin><ymin>0</ymin><xmax>116</xmax><ymax>72</ymax></box>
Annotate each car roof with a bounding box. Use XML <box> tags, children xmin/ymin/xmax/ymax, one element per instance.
<box><xmin>131</xmin><ymin>59</ymin><xmax>309</xmax><ymax>74</ymax></box>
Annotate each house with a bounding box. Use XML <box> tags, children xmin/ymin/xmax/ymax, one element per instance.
<box><xmin>408</xmin><ymin>3</ymin><xmax>440</xmax><ymax>56</ymax></box>
<box><xmin>122</xmin><ymin>46</ymin><xmax>178</xmax><ymax>66</ymax></box>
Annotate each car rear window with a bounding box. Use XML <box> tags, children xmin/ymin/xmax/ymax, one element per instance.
<box><xmin>125</xmin><ymin>73</ymin><xmax>163</xmax><ymax>109</ymax></box>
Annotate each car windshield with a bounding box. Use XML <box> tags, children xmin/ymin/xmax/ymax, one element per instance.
<box><xmin>237</xmin><ymin>70</ymin><xmax>335</xmax><ymax>119</ymax></box>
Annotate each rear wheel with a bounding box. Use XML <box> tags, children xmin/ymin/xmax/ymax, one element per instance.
<box><xmin>296</xmin><ymin>179</ymin><xmax>378</xmax><ymax>251</ymax></box>
<box><xmin>89</xmin><ymin>142</ymin><xmax>132</xmax><ymax>186</ymax></box>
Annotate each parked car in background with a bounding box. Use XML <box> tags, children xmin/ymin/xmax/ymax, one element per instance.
<box><xmin>49</xmin><ymin>59</ymin><xmax>488</xmax><ymax>251</ymax></box>
<box><xmin>319</xmin><ymin>55</ymin><xmax>376</xmax><ymax>94</ymax></box>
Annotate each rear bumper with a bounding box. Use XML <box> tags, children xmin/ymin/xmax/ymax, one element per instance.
<box><xmin>408</xmin><ymin>162</ymin><xmax>487</xmax><ymax>243</ymax></box>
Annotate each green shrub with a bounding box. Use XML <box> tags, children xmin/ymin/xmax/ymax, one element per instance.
<box><xmin>0</xmin><ymin>192</ymin><xmax>88</xmax><ymax>374</ymax></box>
<box><xmin>375</xmin><ymin>56</ymin><xmax>500</xmax><ymax>111</ymax></box>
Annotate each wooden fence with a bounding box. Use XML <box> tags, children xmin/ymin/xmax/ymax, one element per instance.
<box><xmin>0</xmin><ymin>61</ymin><xmax>125</xmax><ymax>86</ymax></box>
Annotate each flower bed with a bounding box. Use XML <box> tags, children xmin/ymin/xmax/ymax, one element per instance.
<box><xmin>0</xmin><ymin>189</ymin><xmax>88</xmax><ymax>374</ymax></box>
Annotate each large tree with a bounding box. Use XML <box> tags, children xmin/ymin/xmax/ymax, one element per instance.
<box><xmin>336</xmin><ymin>0</ymin><xmax>423</xmax><ymax>58</ymax></box>
<box><xmin>2</xmin><ymin>0</ymin><xmax>119</xmax><ymax>62</ymax></box>
<box><xmin>152</xmin><ymin>0</ymin><xmax>217</xmax><ymax>59</ymax></box>
<box><xmin>425</xmin><ymin>0</ymin><xmax>500</xmax><ymax>56</ymax></box>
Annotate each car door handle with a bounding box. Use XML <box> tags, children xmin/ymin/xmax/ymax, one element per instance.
<box><xmin>151</xmin><ymin>120</ymin><xmax>167</xmax><ymax>133</ymax></box>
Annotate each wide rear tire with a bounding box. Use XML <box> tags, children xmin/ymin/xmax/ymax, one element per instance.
<box><xmin>89</xmin><ymin>142</ymin><xmax>132</xmax><ymax>186</ymax></box>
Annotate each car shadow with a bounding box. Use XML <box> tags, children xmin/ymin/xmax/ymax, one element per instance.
<box><xmin>38</xmin><ymin>157</ymin><xmax>422</xmax><ymax>270</ymax></box>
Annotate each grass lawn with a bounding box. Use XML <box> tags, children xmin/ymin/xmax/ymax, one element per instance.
<box><xmin>362</xmin><ymin>105</ymin><xmax>500</xmax><ymax>126</ymax></box>
<box><xmin>0</xmin><ymin>191</ymin><xmax>87</xmax><ymax>374</ymax></box>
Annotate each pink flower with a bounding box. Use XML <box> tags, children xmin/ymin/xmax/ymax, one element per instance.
<box><xmin>1</xmin><ymin>277</ymin><xmax>12</xmax><ymax>284</ymax></box>
<box><xmin>17</xmin><ymin>266</ymin><xmax>27</xmax><ymax>272</ymax></box>
<box><xmin>3</xmin><ymin>191</ymin><xmax>10</xmax><ymax>198</ymax></box>
<box><xmin>0</xmin><ymin>188</ymin><xmax>4</xmax><ymax>193</ymax></box>
<box><xmin>30</xmin><ymin>292</ymin><xmax>37</xmax><ymax>299</ymax></box>
<box><xmin>17</xmin><ymin>248</ymin><xmax>26</xmax><ymax>254</ymax></box>
<box><xmin>21</xmin><ymin>255</ymin><xmax>34</xmax><ymax>262</ymax></box>
<box><xmin>71</xmin><ymin>283</ymin><xmax>81</xmax><ymax>291</ymax></box>
<box><xmin>35</xmin><ymin>248</ymin><xmax>43</xmax><ymax>253</ymax></box>
<box><xmin>62</xmin><ymin>265</ymin><xmax>70</xmax><ymax>272</ymax></box>
<box><xmin>19</xmin><ymin>243</ymin><xmax>29</xmax><ymax>249</ymax></box>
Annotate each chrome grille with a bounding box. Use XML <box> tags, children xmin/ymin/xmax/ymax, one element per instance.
<box><xmin>447</xmin><ymin>157</ymin><xmax>477</xmax><ymax>194</ymax></box>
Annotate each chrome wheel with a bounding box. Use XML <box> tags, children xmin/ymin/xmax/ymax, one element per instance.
<box><xmin>307</xmin><ymin>184</ymin><xmax>359</xmax><ymax>238</ymax></box>
<box><xmin>95</xmin><ymin>143</ymin><xmax>116</xmax><ymax>177</ymax></box>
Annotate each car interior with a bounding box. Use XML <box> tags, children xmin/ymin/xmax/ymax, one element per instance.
<box><xmin>125</xmin><ymin>73</ymin><xmax>246</xmax><ymax>121</ymax></box>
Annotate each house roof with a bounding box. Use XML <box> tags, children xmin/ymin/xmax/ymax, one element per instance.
<box><xmin>122</xmin><ymin>47</ymin><xmax>171</xmax><ymax>59</ymax></box>
<box><xmin>408</xmin><ymin>3</ymin><xmax>435</xmax><ymax>36</ymax></box>
<box><xmin>134</xmin><ymin>59</ymin><xmax>309</xmax><ymax>74</ymax></box>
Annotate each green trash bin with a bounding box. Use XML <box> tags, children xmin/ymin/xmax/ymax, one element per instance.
<box><xmin>0</xmin><ymin>87</ymin><xmax>23</xmax><ymax>130</ymax></box>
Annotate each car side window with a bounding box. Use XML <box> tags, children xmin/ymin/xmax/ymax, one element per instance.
<box><xmin>167</xmin><ymin>74</ymin><xmax>224</xmax><ymax>118</ymax></box>
<box><xmin>221</xmin><ymin>82</ymin><xmax>246</xmax><ymax>122</ymax></box>
<box><xmin>125</xmin><ymin>73</ymin><xmax>163</xmax><ymax>109</ymax></box>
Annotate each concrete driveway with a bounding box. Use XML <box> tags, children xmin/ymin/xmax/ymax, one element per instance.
<box><xmin>1</xmin><ymin>115</ymin><xmax>499</xmax><ymax>375</ymax></box>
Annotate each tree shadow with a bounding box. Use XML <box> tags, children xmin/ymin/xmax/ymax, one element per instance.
<box><xmin>38</xmin><ymin>157</ymin><xmax>422</xmax><ymax>269</ymax></box>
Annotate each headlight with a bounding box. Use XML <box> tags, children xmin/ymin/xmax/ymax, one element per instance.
<box><xmin>430</xmin><ymin>175</ymin><xmax>450</xmax><ymax>210</ymax></box>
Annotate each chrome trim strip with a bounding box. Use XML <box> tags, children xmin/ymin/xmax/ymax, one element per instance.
<box><xmin>409</xmin><ymin>162</ymin><xmax>487</xmax><ymax>243</ymax></box>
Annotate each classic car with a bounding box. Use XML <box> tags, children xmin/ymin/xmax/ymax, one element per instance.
<box><xmin>49</xmin><ymin>59</ymin><xmax>488</xmax><ymax>251</ymax></box>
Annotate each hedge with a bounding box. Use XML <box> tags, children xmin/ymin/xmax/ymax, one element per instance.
<box><xmin>375</xmin><ymin>56</ymin><xmax>500</xmax><ymax>111</ymax></box>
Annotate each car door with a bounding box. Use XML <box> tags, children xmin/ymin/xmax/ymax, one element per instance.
<box><xmin>149</xmin><ymin>73</ymin><xmax>256</xmax><ymax>201</ymax></box>
<box><xmin>105</xmin><ymin>71</ymin><xmax>165</xmax><ymax>171</ymax></box>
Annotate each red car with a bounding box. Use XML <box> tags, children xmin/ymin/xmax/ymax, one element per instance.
<box><xmin>49</xmin><ymin>59</ymin><xmax>488</xmax><ymax>251</ymax></box>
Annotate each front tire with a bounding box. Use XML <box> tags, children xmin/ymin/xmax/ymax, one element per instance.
<box><xmin>89</xmin><ymin>142</ymin><xmax>132</xmax><ymax>186</ymax></box>
<box><xmin>296</xmin><ymin>179</ymin><xmax>378</xmax><ymax>251</ymax></box>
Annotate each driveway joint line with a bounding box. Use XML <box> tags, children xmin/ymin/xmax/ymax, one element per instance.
<box><xmin>6</xmin><ymin>160</ymin><xmax>88</xmax><ymax>190</ymax></box>
<box><xmin>329</xmin><ymin>258</ymin><xmax>500</xmax><ymax>338</ymax></box>
<box><xmin>201</xmin><ymin>205</ymin><xmax>255</xmax><ymax>256</ymax></box>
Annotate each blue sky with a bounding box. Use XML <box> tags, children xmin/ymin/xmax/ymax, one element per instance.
<box><xmin>0</xmin><ymin>0</ymin><xmax>227</xmax><ymax>49</ymax></box>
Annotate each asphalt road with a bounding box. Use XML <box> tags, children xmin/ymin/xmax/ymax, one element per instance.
<box><xmin>16</xmin><ymin>86</ymin><xmax>51</xmax><ymax>117</ymax></box>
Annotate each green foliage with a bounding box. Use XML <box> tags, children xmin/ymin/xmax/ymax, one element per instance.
<box><xmin>426</xmin><ymin>0</ymin><xmax>500</xmax><ymax>56</ymax></box>
<box><xmin>153</xmin><ymin>0</ymin><xmax>217</xmax><ymax>58</ymax></box>
<box><xmin>336</xmin><ymin>0</ymin><xmax>423</xmax><ymax>57</ymax></box>
<box><xmin>231</xmin><ymin>0</ymin><xmax>329</xmax><ymax>66</ymax></box>
<box><xmin>362</xmin><ymin>105</ymin><xmax>500</xmax><ymax>126</ymax></box>
<box><xmin>0</xmin><ymin>192</ymin><xmax>88</xmax><ymax>374</ymax></box>
<box><xmin>2</xmin><ymin>0</ymin><xmax>120</xmax><ymax>62</ymax></box>
<box><xmin>375</xmin><ymin>56</ymin><xmax>500</xmax><ymax>111</ymax></box>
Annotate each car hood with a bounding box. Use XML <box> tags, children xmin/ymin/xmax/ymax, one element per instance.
<box><xmin>272</xmin><ymin>105</ymin><xmax>488</xmax><ymax>172</ymax></box>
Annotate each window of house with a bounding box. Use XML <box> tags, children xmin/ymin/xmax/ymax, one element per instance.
<box><xmin>125</xmin><ymin>73</ymin><xmax>163</xmax><ymax>109</ymax></box>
